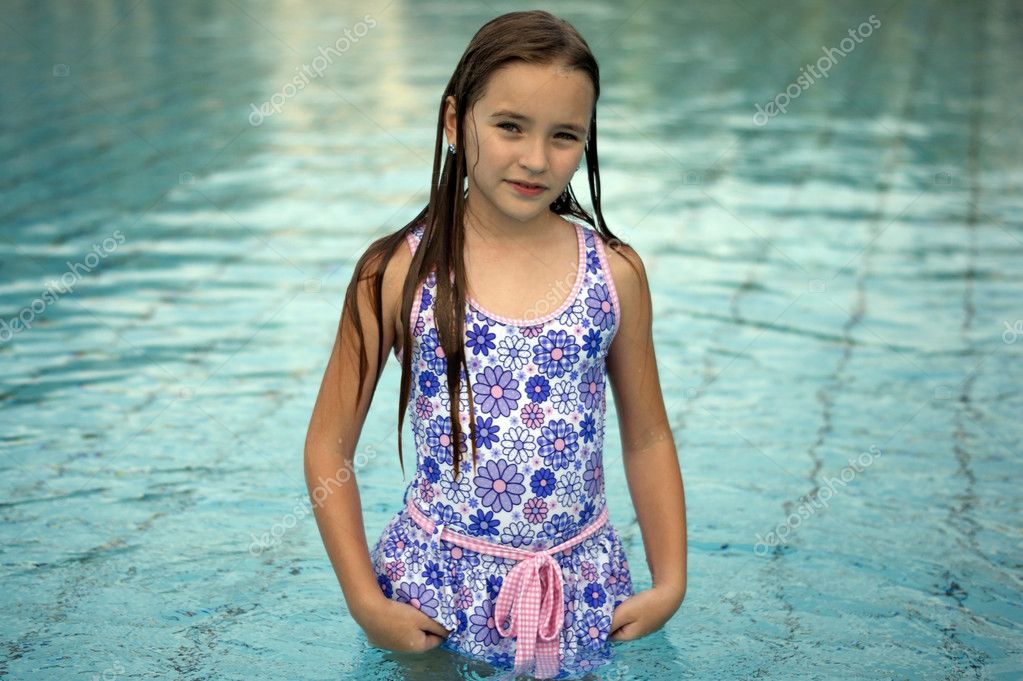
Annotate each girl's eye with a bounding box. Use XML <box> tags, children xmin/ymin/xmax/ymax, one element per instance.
<box><xmin>497</xmin><ymin>122</ymin><xmax>579</xmax><ymax>141</ymax></box>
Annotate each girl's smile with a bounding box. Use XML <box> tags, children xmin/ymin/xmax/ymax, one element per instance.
<box><xmin>505</xmin><ymin>179</ymin><xmax>548</xmax><ymax>197</ymax></box>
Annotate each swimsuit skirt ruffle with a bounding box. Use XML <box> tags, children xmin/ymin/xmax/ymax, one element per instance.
<box><xmin>370</xmin><ymin>502</ymin><xmax>635</xmax><ymax>678</ymax></box>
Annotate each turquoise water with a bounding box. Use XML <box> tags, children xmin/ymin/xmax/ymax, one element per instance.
<box><xmin>2</xmin><ymin>1</ymin><xmax>1021</xmax><ymax>679</ymax></box>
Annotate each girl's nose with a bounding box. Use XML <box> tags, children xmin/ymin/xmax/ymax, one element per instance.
<box><xmin>518</xmin><ymin>138</ymin><xmax>549</xmax><ymax>174</ymax></box>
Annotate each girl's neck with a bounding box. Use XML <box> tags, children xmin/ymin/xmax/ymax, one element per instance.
<box><xmin>462</xmin><ymin>198</ymin><xmax>560</xmax><ymax>248</ymax></box>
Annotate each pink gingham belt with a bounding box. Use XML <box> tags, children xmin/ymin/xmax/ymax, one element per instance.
<box><xmin>405</xmin><ymin>497</ymin><xmax>609</xmax><ymax>678</ymax></box>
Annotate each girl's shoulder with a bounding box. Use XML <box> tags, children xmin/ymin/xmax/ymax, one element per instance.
<box><xmin>405</xmin><ymin>219</ymin><xmax>428</xmax><ymax>252</ymax></box>
<box><xmin>601</xmin><ymin>236</ymin><xmax>646</xmax><ymax>320</ymax></box>
<box><xmin>377</xmin><ymin>227</ymin><xmax>419</xmax><ymax>357</ymax></box>
<box><xmin>569</xmin><ymin>217</ymin><xmax>643</xmax><ymax>296</ymax></box>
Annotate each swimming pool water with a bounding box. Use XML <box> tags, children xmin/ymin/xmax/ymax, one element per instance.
<box><xmin>1</xmin><ymin>1</ymin><xmax>1020</xmax><ymax>679</ymax></box>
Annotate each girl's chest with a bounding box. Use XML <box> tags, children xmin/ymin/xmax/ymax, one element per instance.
<box><xmin>463</xmin><ymin>234</ymin><xmax>583</xmax><ymax>323</ymax></box>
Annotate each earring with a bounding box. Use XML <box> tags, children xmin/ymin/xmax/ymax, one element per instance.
<box><xmin>448</xmin><ymin>143</ymin><xmax>456</xmax><ymax>155</ymax></box>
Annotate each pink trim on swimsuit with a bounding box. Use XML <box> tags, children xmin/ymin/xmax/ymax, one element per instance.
<box><xmin>593</xmin><ymin>232</ymin><xmax>622</xmax><ymax>346</ymax></box>
<box><xmin>396</xmin><ymin>230</ymin><xmax>423</xmax><ymax>362</ymax></box>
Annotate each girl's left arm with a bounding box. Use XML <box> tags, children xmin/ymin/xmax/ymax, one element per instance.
<box><xmin>605</xmin><ymin>243</ymin><xmax>687</xmax><ymax>638</ymax></box>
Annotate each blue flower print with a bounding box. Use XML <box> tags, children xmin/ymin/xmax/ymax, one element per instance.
<box><xmin>454</xmin><ymin>609</ymin><xmax>468</xmax><ymax>634</ymax></box>
<box><xmin>585</xmin><ymin>283</ymin><xmax>615</xmax><ymax>331</ymax></box>
<box><xmin>499</xmin><ymin>520</ymin><xmax>536</xmax><ymax>548</ymax></box>
<box><xmin>440</xmin><ymin>469</ymin><xmax>473</xmax><ymax>503</ymax></box>
<box><xmin>421</xmin><ymin>561</ymin><xmax>445</xmax><ymax>589</ymax></box>
<box><xmin>420</xmin><ymin>328</ymin><xmax>447</xmax><ymax>375</ymax></box>
<box><xmin>560</xmin><ymin>299</ymin><xmax>585</xmax><ymax>326</ymax></box>
<box><xmin>418</xmin><ymin>370</ymin><xmax>441</xmax><ymax>398</ymax></box>
<box><xmin>426</xmin><ymin>416</ymin><xmax>467</xmax><ymax>464</ymax></box>
<box><xmin>549</xmin><ymin>380</ymin><xmax>575</xmax><ymax>415</ymax></box>
<box><xmin>395</xmin><ymin>581</ymin><xmax>440</xmax><ymax>618</ymax></box>
<box><xmin>377</xmin><ymin>573</ymin><xmax>392</xmax><ymax>598</ymax></box>
<box><xmin>467</xmin><ymin>322</ymin><xmax>496</xmax><ymax>356</ymax></box>
<box><xmin>582</xmin><ymin>327</ymin><xmax>602</xmax><ymax>359</ymax></box>
<box><xmin>489</xmin><ymin>651</ymin><xmax>515</xmax><ymax>670</ymax></box>
<box><xmin>500</xmin><ymin>426</ymin><xmax>536</xmax><ymax>464</ymax></box>
<box><xmin>534</xmin><ymin>329</ymin><xmax>580</xmax><ymax>378</ymax></box>
<box><xmin>586</xmin><ymin>248</ymin><xmax>600</xmax><ymax>275</ymax></box>
<box><xmin>577</xmin><ymin>609</ymin><xmax>611</xmax><ymax>650</ymax></box>
<box><xmin>530</xmin><ymin>468</ymin><xmax>557</xmax><ymax>497</ymax></box>
<box><xmin>579</xmin><ymin>413</ymin><xmax>597</xmax><ymax>443</ymax></box>
<box><xmin>419</xmin><ymin>286</ymin><xmax>433</xmax><ymax>313</ymax></box>
<box><xmin>474</xmin><ymin>459</ymin><xmax>526</xmax><ymax>512</ymax></box>
<box><xmin>472</xmin><ymin>366</ymin><xmax>521</xmax><ymax>417</ymax></box>
<box><xmin>422</xmin><ymin>455</ymin><xmax>442</xmax><ymax>483</ymax></box>
<box><xmin>578</xmin><ymin>365</ymin><xmax>603</xmax><ymax>410</ymax></box>
<box><xmin>469</xmin><ymin>598</ymin><xmax>502</xmax><ymax>646</ymax></box>
<box><xmin>541</xmin><ymin>512</ymin><xmax>577</xmax><ymax>542</ymax></box>
<box><xmin>581</xmin><ymin>581</ymin><xmax>607</xmax><ymax>608</ymax></box>
<box><xmin>538</xmin><ymin>418</ymin><xmax>579</xmax><ymax>470</ymax></box>
<box><xmin>428</xmin><ymin>502</ymin><xmax>465</xmax><ymax>534</ymax></box>
<box><xmin>382</xmin><ymin>528</ymin><xmax>411</xmax><ymax>559</ymax></box>
<box><xmin>467</xmin><ymin>508</ymin><xmax>501</xmax><ymax>538</ymax></box>
<box><xmin>446</xmin><ymin>542</ymin><xmax>482</xmax><ymax>572</ymax></box>
<box><xmin>556</xmin><ymin>470</ymin><xmax>582</xmax><ymax>502</ymax></box>
<box><xmin>524</xmin><ymin>374</ymin><xmax>550</xmax><ymax>403</ymax></box>
<box><xmin>602</xmin><ymin>560</ymin><xmax>631</xmax><ymax>598</ymax></box>
<box><xmin>485</xmin><ymin>573</ymin><xmax>504</xmax><ymax>600</ymax></box>
<box><xmin>578</xmin><ymin>500</ymin><xmax>596</xmax><ymax>526</ymax></box>
<box><xmin>496</xmin><ymin>335</ymin><xmax>531</xmax><ymax>370</ymax></box>
<box><xmin>474</xmin><ymin>415</ymin><xmax>500</xmax><ymax>450</ymax></box>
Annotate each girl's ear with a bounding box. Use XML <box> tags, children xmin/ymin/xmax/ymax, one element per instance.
<box><xmin>443</xmin><ymin>95</ymin><xmax>458</xmax><ymax>147</ymax></box>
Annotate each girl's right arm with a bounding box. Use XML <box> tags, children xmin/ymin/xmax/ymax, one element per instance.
<box><xmin>303</xmin><ymin>245</ymin><xmax>450</xmax><ymax>652</ymax></box>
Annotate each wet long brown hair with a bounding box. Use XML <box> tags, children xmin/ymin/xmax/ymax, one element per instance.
<box><xmin>338</xmin><ymin>10</ymin><xmax>637</xmax><ymax>481</ymax></box>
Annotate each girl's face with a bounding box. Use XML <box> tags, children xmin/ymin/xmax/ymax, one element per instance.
<box><xmin>445</xmin><ymin>61</ymin><xmax>593</xmax><ymax>229</ymax></box>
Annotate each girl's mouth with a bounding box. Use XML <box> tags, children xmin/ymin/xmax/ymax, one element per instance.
<box><xmin>506</xmin><ymin>180</ymin><xmax>547</xmax><ymax>196</ymax></box>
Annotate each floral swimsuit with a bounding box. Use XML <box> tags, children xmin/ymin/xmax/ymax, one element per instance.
<box><xmin>369</xmin><ymin>215</ymin><xmax>634</xmax><ymax>679</ymax></box>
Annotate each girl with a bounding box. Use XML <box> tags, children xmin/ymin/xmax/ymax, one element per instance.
<box><xmin>305</xmin><ymin>10</ymin><xmax>687</xmax><ymax>680</ymax></box>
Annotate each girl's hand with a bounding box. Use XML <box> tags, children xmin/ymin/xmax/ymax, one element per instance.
<box><xmin>357</xmin><ymin>596</ymin><xmax>453</xmax><ymax>653</ymax></box>
<box><xmin>609</xmin><ymin>584</ymin><xmax>685</xmax><ymax>642</ymax></box>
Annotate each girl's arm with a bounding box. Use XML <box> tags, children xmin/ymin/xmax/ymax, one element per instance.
<box><xmin>304</xmin><ymin>247</ymin><xmax>404</xmax><ymax>625</ymax></box>
<box><xmin>606</xmin><ymin>243</ymin><xmax>687</xmax><ymax>603</ymax></box>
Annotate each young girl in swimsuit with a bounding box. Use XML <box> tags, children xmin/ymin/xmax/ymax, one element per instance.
<box><xmin>304</xmin><ymin>10</ymin><xmax>687</xmax><ymax>679</ymax></box>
